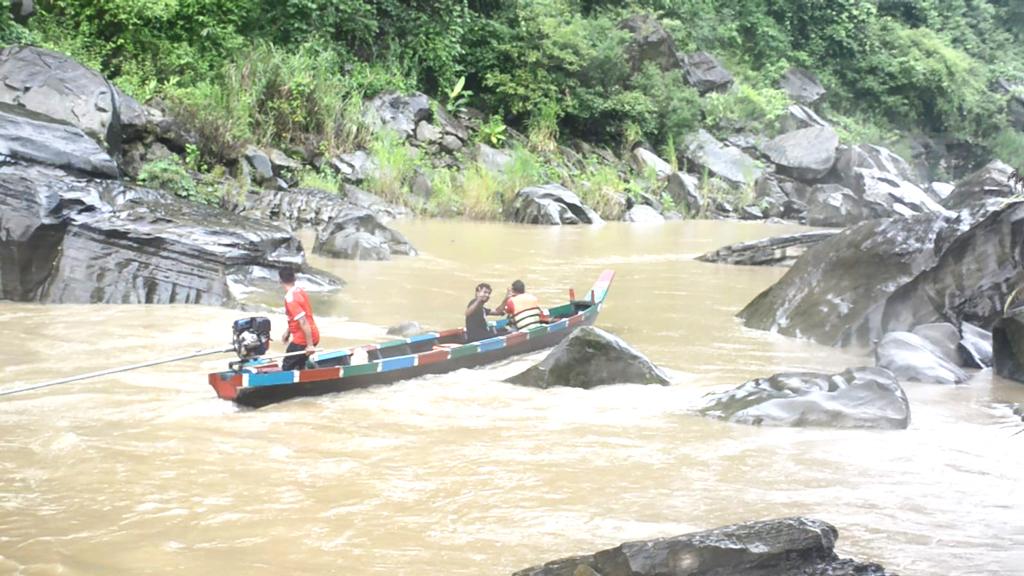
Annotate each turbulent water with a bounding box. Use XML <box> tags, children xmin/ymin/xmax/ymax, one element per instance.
<box><xmin>1</xmin><ymin>219</ymin><xmax>1022</xmax><ymax>576</ymax></box>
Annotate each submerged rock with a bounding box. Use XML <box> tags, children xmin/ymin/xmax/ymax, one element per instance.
<box><xmin>697</xmin><ymin>230</ymin><xmax>838</xmax><ymax>267</ymax></box>
<box><xmin>506</xmin><ymin>184</ymin><xmax>602</xmax><ymax>225</ymax></box>
<box><xmin>507</xmin><ymin>326</ymin><xmax>670</xmax><ymax>389</ymax></box>
<box><xmin>699</xmin><ymin>367</ymin><xmax>909</xmax><ymax>429</ymax></box>
<box><xmin>513</xmin><ymin>517</ymin><xmax>893</xmax><ymax>576</ymax></box>
<box><xmin>993</xmin><ymin>310</ymin><xmax>1024</xmax><ymax>384</ymax></box>
<box><xmin>387</xmin><ymin>321</ymin><xmax>422</xmax><ymax>337</ymax></box>
<box><xmin>875</xmin><ymin>332</ymin><xmax>968</xmax><ymax>384</ymax></box>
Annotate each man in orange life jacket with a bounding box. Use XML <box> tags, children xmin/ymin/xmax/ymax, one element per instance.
<box><xmin>496</xmin><ymin>279</ymin><xmax>543</xmax><ymax>330</ymax></box>
<box><xmin>279</xmin><ymin>268</ymin><xmax>320</xmax><ymax>371</ymax></box>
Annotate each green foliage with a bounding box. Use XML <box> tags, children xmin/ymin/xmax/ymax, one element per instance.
<box><xmin>446</xmin><ymin>75</ymin><xmax>472</xmax><ymax>115</ymax></box>
<box><xmin>577</xmin><ymin>161</ymin><xmax>627</xmax><ymax>220</ymax></box>
<box><xmin>701</xmin><ymin>84</ymin><xmax>789</xmax><ymax>135</ymax></box>
<box><xmin>990</xmin><ymin>128</ymin><xmax>1024</xmax><ymax>172</ymax></box>
<box><xmin>528</xmin><ymin>100</ymin><xmax>561</xmax><ymax>152</ymax></box>
<box><xmin>298</xmin><ymin>166</ymin><xmax>343</xmax><ymax>193</ymax></box>
<box><xmin>365</xmin><ymin>129</ymin><xmax>419</xmax><ymax>204</ymax></box>
<box><xmin>137</xmin><ymin>157</ymin><xmax>220</xmax><ymax>204</ymax></box>
<box><xmin>184</xmin><ymin>144</ymin><xmax>207</xmax><ymax>173</ymax></box>
<box><xmin>476</xmin><ymin>115</ymin><xmax>508</xmax><ymax>147</ymax></box>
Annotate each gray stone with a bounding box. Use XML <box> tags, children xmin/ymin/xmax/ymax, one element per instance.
<box><xmin>244</xmin><ymin>146</ymin><xmax>274</xmax><ymax>183</ymax></box>
<box><xmin>697</xmin><ymin>230</ymin><xmax>839</xmax><ymax>267</ymax></box>
<box><xmin>415</xmin><ymin>120</ymin><xmax>441</xmax><ymax>144</ymax></box>
<box><xmin>475</xmin><ymin>143</ymin><xmax>511</xmax><ymax>173</ymax></box>
<box><xmin>624</xmin><ymin>204</ymin><xmax>664</xmax><ymax>223</ymax></box>
<box><xmin>805</xmin><ymin>183</ymin><xmax>864</xmax><ymax>227</ymax></box>
<box><xmin>365</xmin><ymin>91</ymin><xmax>431</xmax><ymax>140</ymax></box>
<box><xmin>851</xmin><ymin>168</ymin><xmax>950</xmax><ymax>219</ymax></box>
<box><xmin>410</xmin><ymin>169</ymin><xmax>433</xmax><ymax>200</ymax></box>
<box><xmin>929</xmin><ymin>181</ymin><xmax>955</xmax><ymax>201</ymax></box>
<box><xmin>876</xmin><ymin>332</ymin><xmax>968</xmax><ymax>384</ymax></box>
<box><xmin>942</xmin><ymin>160</ymin><xmax>1016</xmax><ymax>211</ymax></box>
<box><xmin>959</xmin><ymin>322</ymin><xmax>992</xmax><ymax>369</ymax></box>
<box><xmin>0</xmin><ymin>102</ymin><xmax>119</xmax><ymax>178</ymax></box>
<box><xmin>835</xmin><ymin>144</ymin><xmax>920</xmax><ymax>189</ymax></box>
<box><xmin>778</xmin><ymin>67</ymin><xmax>826</xmax><ymax>104</ymax></box>
<box><xmin>0</xmin><ymin>46</ymin><xmax>146</xmax><ymax>156</ymax></box>
<box><xmin>267</xmin><ymin>147</ymin><xmax>301</xmax><ymax>174</ymax></box>
<box><xmin>514</xmin><ymin>517</ymin><xmax>893</xmax><ymax>576</ymax></box>
<box><xmin>699</xmin><ymin>367</ymin><xmax>910</xmax><ymax>429</ymax></box>
<box><xmin>910</xmin><ymin>323</ymin><xmax>962</xmax><ymax>366</ymax></box>
<box><xmin>9</xmin><ymin>0</ymin><xmax>34</xmax><ymax>22</ymax></box>
<box><xmin>618</xmin><ymin>14</ymin><xmax>681</xmax><ymax>72</ymax></box>
<box><xmin>739</xmin><ymin>205</ymin><xmax>763</xmax><ymax>220</ymax></box>
<box><xmin>993</xmin><ymin>311</ymin><xmax>1024</xmax><ymax>383</ymax></box>
<box><xmin>440</xmin><ymin>134</ymin><xmax>464</xmax><ymax>152</ymax></box>
<box><xmin>331</xmin><ymin>150</ymin><xmax>376</xmax><ymax>183</ymax></box>
<box><xmin>313</xmin><ymin>207</ymin><xmax>416</xmax><ymax>260</ymax></box>
<box><xmin>0</xmin><ymin>161</ymin><xmax>339</xmax><ymax>305</ymax></box>
<box><xmin>630</xmin><ymin>147</ymin><xmax>673</xmax><ymax>179</ymax></box>
<box><xmin>761</xmin><ymin>126</ymin><xmax>838</xmax><ymax>182</ymax></box>
<box><xmin>507</xmin><ymin>327</ymin><xmax>670</xmax><ymax>389</ymax></box>
<box><xmin>665</xmin><ymin>171</ymin><xmax>702</xmax><ymax>215</ymax></box>
<box><xmin>681</xmin><ymin>130</ymin><xmax>762</xmax><ymax>188</ymax></box>
<box><xmin>680</xmin><ymin>51</ymin><xmax>733</xmax><ymax>94</ymax></box>
<box><xmin>506</xmin><ymin>184</ymin><xmax>602</xmax><ymax>225</ymax></box>
<box><xmin>387</xmin><ymin>321</ymin><xmax>422</xmax><ymax>337</ymax></box>
<box><xmin>779</xmin><ymin>104</ymin><xmax>829</xmax><ymax>132</ymax></box>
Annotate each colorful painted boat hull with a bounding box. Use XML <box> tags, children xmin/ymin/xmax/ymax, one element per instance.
<box><xmin>208</xmin><ymin>270</ymin><xmax>614</xmax><ymax>408</ymax></box>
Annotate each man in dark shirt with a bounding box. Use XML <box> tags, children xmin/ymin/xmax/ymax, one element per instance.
<box><xmin>465</xmin><ymin>283</ymin><xmax>504</xmax><ymax>342</ymax></box>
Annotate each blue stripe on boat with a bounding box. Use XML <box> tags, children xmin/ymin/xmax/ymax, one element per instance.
<box><xmin>477</xmin><ymin>337</ymin><xmax>506</xmax><ymax>352</ymax></box>
<box><xmin>381</xmin><ymin>355</ymin><xmax>416</xmax><ymax>371</ymax></box>
<box><xmin>408</xmin><ymin>332</ymin><xmax>439</xmax><ymax>344</ymax></box>
<box><xmin>548</xmin><ymin>319</ymin><xmax>568</xmax><ymax>332</ymax></box>
<box><xmin>247</xmin><ymin>370</ymin><xmax>297</xmax><ymax>387</ymax></box>
<box><xmin>317</xmin><ymin>350</ymin><xmax>352</xmax><ymax>362</ymax></box>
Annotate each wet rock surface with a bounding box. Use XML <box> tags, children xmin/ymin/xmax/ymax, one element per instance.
<box><xmin>993</xmin><ymin>310</ymin><xmax>1024</xmax><ymax>384</ymax></box>
<box><xmin>739</xmin><ymin>199</ymin><xmax>1024</xmax><ymax>347</ymax></box>
<box><xmin>941</xmin><ymin>160</ymin><xmax>1015</xmax><ymax>211</ymax></box>
<box><xmin>875</xmin><ymin>332</ymin><xmax>968</xmax><ymax>384</ymax></box>
<box><xmin>506</xmin><ymin>184</ymin><xmax>602</xmax><ymax>225</ymax></box>
<box><xmin>513</xmin><ymin>517</ymin><xmax>893</xmax><ymax>576</ymax></box>
<box><xmin>761</xmin><ymin>125</ymin><xmax>839</xmax><ymax>182</ymax></box>
<box><xmin>0</xmin><ymin>102</ymin><xmax>119</xmax><ymax>178</ymax></box>
<box><xmin>697</xmin><ymin>230</ymin><xmax>838</xmax><ymax>267</ymax></box>
<box><xmin>313</xmin><ymin>207</ymin><xmax>417</xmax><ymax>260</ymax></box>
<box><xmin>507</xmin><ymin>326</ymin><xmax>670</xmax><ymax>389</ymax></box>
<box><xmin>682</xmin><ymin>130</ymin><xmax>762</xmax><ymax>189</ymax></box>
<box><xmin>0</xmin><ymin>161</ymin><xmax>338</xmax><ymax>305</ymax></box>
<box><xmin>699</xmin><ymin>367</ymin><xmax>909</xmax><ymax>429</ymax></box>
<box><xmin>959</xmin><ymin>322</ymin><xmax>993</xmax><ymax>369</ymax></box>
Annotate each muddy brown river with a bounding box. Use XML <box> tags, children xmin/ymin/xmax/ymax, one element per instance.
<box><xmin>1</xmin><ymin>219</ymin><xmax>1022</xmax><ymax>575</ymax></box>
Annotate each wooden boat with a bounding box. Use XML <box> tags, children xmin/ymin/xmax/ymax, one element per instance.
<box><xmin>208</xmin><ymin>270</ymin><xmax>615</xmax><ymax>408</ymax></box>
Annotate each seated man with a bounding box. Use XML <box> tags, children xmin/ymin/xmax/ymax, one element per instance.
<box><xmin>465</xmin><ymin>282</ymin><xmax>503</xmax><ymax>342</ymax></box>
<box><xmin>497</xmin><ymin>279</ymin><xmax>543</xmax><ymax>330</ymax></box>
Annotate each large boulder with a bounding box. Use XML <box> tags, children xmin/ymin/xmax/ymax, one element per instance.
<box><xmin>699</xmin><ymin>367</ymin><xmax>909</xmax><ymax>429</ymax></box>
<box><xmin>364</xmin><ymin>92</ymin><xmax>432</xmax><ymax>140</ymax></box>
<box><xmin>777</xmin><ymin>67</ymin><xmax>826</xmax><ymax>104</ymax></box>
<box><xmin>993</xmin><ymin>311</ymin><xmax>1024</xmax><ymax>384</ymax></box>
<box><xmin>665</xmin><ymin>171</ymin><xmax>702</xmax><ymax>215</ymax></box>
<box><xmin>475</xmin><ymin>143</ymin><xmax>513</xmax><ymax>174</ymax></box>
<box><xmin>778</xmin><ymin>104</ymin><xmax>829</xmax><ymax>133</ymax></box>
<box><xmin>740</xmin><ymin>200</ymin><xmax>1024</xmax><ymax>347</ymax></box>
<box><xmin>507</xmin><ymin>184</ymin><xmax>602</xmax><ymax>225</ymax></box>
<box><xmin>681</xmin><ymin>130</ymin><xmax>762</xmax><ymax>189</ymax></box>
<box><xmin>910</xmin><ymin>322</ymin><xmax>962</xmax><ymax>366</ymax></box>
<box><xmin>959</xmin><ymin>322</ymin><xmax>993</xmax><ymax>369</ymax></box>
<box><xmin>313</xmin><ymin>207</ymin><xmax>416</xmax><ymax>260</ymax></box>
<box><xmin>875</xmin><ymin>332</ymin><xmax>968</xmax><ymax>384</ymax></box>
<box><xmin>834</xmin><ymin>144</ymin><xmax>920</xmax><ymax>189</ymax></box>
<box><xmin>805</xmin><ymin>183</ymin><xmax>865</xmax><ymax>227</ymax></box>
<box><xmin>514</xmin><ymin>517</ymin><xmax>892</xmax><ymax>576</ymax></box>
<box><xmin>760</xmin><ymin>126</ymin><xmax>839</xmax><ymax>182</ymax></box>
<box><xmin>331</xmin><ymin>150</ymin><xmax>377</xmax><ymax>183</ymax></box>
<box><xmin>618</xmin><ymin>14</ymin><xmax>680</xmax><ymax>72</ymax></box>
<box><xmin>507</xmin><ymin>327</ymin><xmax>670</xmax><ymax>389</ymax></box>
<box><xmin>0</xmin><ymin>46</ymin><xmax>145</xmax><ymax>156</ymax></box>
<box><xmin>0</xmin><ymin>161</ymin><xmax>337</xmax><ymax>305</ymax></box>
<box><xmin>624</xmin><ymin>204</ymin><xmax>664</xmax><ymax>223</ymax></box>
<box><xmin>941</xmin><ymin>160</ymin><xmax>1016</xmax><ymax>211</ymax></box>
<box><xmin>9</xmin><ymin>0</ymin><xmax>34</xmax><ymax>22</ymax></box>
<box><xmin>631</xmin><ymin>147</ymin><xmax>673</xmax><ymax>178</ymax></box>
<box><xmin>0</xmin><ymin>102</ymin><xmax>119</xmax><ymax>178</ymax></box>
<box><xmin>738</xmin><ymin>211</ymin><xmax>956</xmax><ymax>347</ymax></box>
<box><xmin>697</xmin><ymin>230</ymin><xmax>838</xmax><ymax>267</ymax></box>
<box><xmin>680</xmin><ymin>51</ymin><xmax>733</xmax><ymax>94</ymax></box>
<box><xmin>850</xmin><ymin>168</ymin><xmax>950</xmax><ymax>219</ymax></box>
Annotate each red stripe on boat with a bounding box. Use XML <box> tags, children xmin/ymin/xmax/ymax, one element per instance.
<box><xmin>567</xmin><ymin>314</ymin><xmax>583</xmax><ymax>327</ymax></box>
<box><xmin>418</xmin><ymin>349</ymin><xmax>450</xmax><ymax>365</ymax></box>
<box><xmin>208</xmin><ymin>372</ymin><xmax>243</xmax><ymax>400</ymax></box>
<box><xmin>505</xmin><ymin>331</ymin><xmax>528</xmax><ymax>346</ymax></box>
<box><xmin>298</xmin><ymin>366</ymin><xmax>342</xmax><ymax>383</ymax></box>
<box><xmin>437</xmin><ymin>328</ymin><xmax>464</xmax><ymax>338</ymax></box>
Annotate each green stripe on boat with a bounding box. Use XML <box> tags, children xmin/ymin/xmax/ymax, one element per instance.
<box><xmin>343</xmin><ymin>363</ymin><xmax>380</xmax><ymax>377</ymax></box>
<box><xmin>450</xmin><ymin>344</ymin><xmax>479</xmax><ymax>358</ymax></box>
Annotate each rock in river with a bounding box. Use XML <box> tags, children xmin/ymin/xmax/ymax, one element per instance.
<box><xmin>513</xmin><ymin>517</ymin><xmax>893</xmax><ymax>576</ymax></box>
<box><xmin>698</xmin><ymin>367</ymin><xmax>910</xmax><ymax>429</ymax></box>
<box><xmin>875</xmin><ymin>332</ymin><xmax>968</xmax><ymax>385</ymax></box>
<box><xmin>507</xmin><ymin>326</ymin><xmax>670</xmax><ymax>389</ymax></box>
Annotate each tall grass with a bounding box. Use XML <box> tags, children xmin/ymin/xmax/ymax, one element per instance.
<box><xmin>365</xmin><ymin>129</ymin><xmax>419</xmax><ymax>204</ymax></box>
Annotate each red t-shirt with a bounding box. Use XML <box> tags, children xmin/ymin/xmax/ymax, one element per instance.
<box><xmin>285</xmin><ymin>286</ymin><xmax>320</xmax><ymax>346</ymax></box>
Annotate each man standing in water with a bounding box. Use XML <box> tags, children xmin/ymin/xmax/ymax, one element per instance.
<box><xmin>279</xmin><ymin>268</ymin><xmax>319</xmax><ymax>371</ymax></box>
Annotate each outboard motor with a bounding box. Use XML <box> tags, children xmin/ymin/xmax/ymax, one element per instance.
<box><xmin>232</xmin><ymin>317</ymin><xmax>272</xmax><ymax>360</ymax></box>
